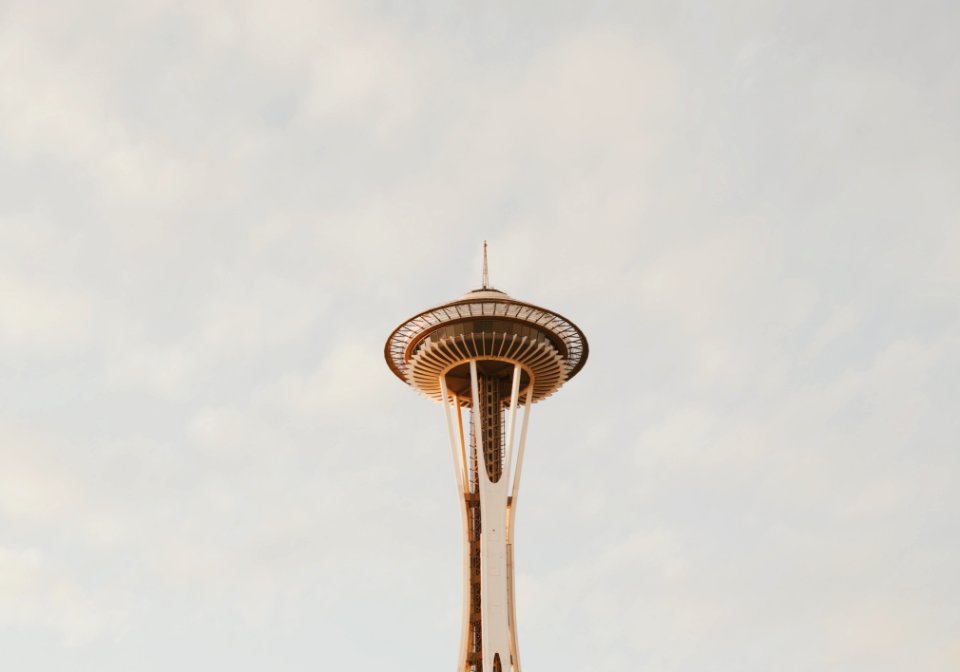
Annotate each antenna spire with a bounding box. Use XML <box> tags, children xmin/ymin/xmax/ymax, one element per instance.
<box><xmin>482</xmin><ymin>241</ymin><xmax>490</xmax><ymax>289</ymax></box>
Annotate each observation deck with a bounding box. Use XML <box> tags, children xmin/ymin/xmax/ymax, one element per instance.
<box><xmin>384</xmin><ymin>287</ymin><xmax>589</xmax><ymax>405</ymax></box>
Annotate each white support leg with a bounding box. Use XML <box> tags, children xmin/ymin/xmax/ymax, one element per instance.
<box><xmin>506</xmin><ymin>384</ymin><xmax>532</xmax><ymax>672</ymax></box>
<box><xmin>508</xmin><ymin>385</ymin><xmax>534</xmax><ymax>537</ymax></box>
<box><xmin>440</xmin><ymin>375</ymin><xmax>466</xmax><ymax>496</ymax></box>
<box><xmin>440</xmin><ymin>374</ymin><xmax>471</xmax><ymax>671</ymax></box>
<box><xmin>456</xmin><ymin>398</ymin><xmax>468</xmax><ymax>491</ymax></box>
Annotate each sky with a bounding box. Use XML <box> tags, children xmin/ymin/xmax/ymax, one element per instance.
<box><xmin>1</xmin><ymin>1</ymin><xmax>958</xmax><ymax>670</ymax></box>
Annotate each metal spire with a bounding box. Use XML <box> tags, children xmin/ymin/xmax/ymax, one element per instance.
<box><xmin>482</xmin><ymin>240</ymin><xmax>489</xmax><ymax>289</ymax></box>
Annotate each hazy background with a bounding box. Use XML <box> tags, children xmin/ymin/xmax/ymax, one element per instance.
<box><xmin>1</xmin><ymin>1</ymin><xmax>958</xmax><ymax>670</ymax></box>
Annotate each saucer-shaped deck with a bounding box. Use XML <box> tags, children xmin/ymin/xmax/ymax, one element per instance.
<box><xmin>384</xmin><ymin>287</ymin><xmax>588</xmax><ymax>404</ymax></box>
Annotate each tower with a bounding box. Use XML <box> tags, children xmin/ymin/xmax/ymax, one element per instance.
<box><xmin>384</xmin><ymin>248</ymin><xmax>588</xmax><ymax>672</ymax></box>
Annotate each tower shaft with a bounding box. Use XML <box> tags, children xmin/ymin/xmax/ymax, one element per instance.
<box><xmin>442</xmin><ymin>361</ymin><xmax>529</xmax><ymax>672</ymax></box>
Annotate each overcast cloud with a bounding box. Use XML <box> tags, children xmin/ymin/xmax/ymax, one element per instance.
<box><xmin>1</xmin><ymin>1</ymin><xmax>958</xmax><ymax>670</ymax></box>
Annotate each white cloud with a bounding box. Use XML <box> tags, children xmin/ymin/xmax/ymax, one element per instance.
<box><xmin>0</xmin><ymin>546</ymin><xmax>126</xmax><ymax>646</ymax></box>
<box><xmin>259</xmin><ymin>338</ymin><xmax>394</xmax><ymax>416</ymax></box>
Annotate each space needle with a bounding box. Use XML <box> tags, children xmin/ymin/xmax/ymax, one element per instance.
<box><xmin>384</xmin><ymin>244</ymin><xmax>588</xmax><ymax>672</ymax></box>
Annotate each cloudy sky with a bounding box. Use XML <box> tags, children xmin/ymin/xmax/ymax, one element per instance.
<box><xmin>1</xmin><ymin>1</ymin><xmax>958</xmax><ymax>670</ymax></box>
